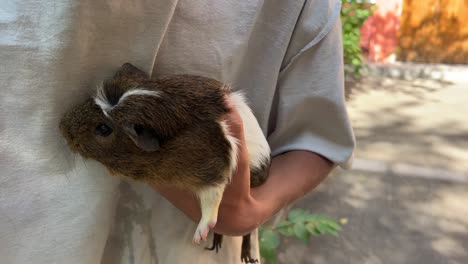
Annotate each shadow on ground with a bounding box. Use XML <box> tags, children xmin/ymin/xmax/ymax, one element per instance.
<box><xmin>277</xmin><ymin>170</ymin><xmax>468</xmax><ymax>264</ymax></box>
<box><xmin>344</xmin><ymin>72</ymin><xmax>468</xmax><ymax>172</ymax></box>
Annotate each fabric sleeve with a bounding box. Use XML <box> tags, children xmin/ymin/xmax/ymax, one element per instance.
<box><xmin>267</xmin><ymin>0</ymin><xmax>356</xmax><ymax>169</ymax></box>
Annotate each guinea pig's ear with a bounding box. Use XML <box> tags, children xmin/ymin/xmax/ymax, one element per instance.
<box><xmin>123</xmin><ymin>124</ymin><xmax>160</xmax><ymax>152</ymax></box>
<box><xmin>113</xmin><ymin>63</ymin><xmax>149</xmax><ymax>80</ymax></box>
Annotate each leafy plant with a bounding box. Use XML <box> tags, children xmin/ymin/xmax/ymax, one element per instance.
<box><xmin>341</xmin><ymin>0</ymin><xmax>376</xmax><ymax>78</ymax></box>
<box><xmin>259</xmin><ymin>209</ymin><xmax>343</xmax><ymax>264</ymax></box>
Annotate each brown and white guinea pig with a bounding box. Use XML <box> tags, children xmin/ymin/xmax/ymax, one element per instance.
<box><xmin>59</xmin><ymin>63</ymin><xmax>270</xmax><ymax>261</ymax></box>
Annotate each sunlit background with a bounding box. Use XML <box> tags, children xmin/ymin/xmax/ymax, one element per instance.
<box><xmin>273</xmin><ymin>1</ymin><xmax>468</xmax><ymax>263</ymax></box>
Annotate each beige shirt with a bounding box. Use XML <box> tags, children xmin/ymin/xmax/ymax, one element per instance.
<box><xmin>0</xmin><ymin>0</ymin><xmax>355</xmax><ymax>263</ymax></box>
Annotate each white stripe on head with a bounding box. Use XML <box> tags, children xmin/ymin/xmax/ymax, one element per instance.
<box><xmin>94</xmin><ymin>85</ymin><xmax>160</xmax><ymax>117</ymax></box>
<box><xmin>94</xmin><ymin>82</ymin><xmax>112</xmax><ymax>117</ymax></box>
<box><xmin>117</xmin><ymin>89</ymin><xmax>160</xmax><ymax>105</ymax></box>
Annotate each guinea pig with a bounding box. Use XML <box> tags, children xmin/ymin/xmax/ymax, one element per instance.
<box><xmin>59</xmin><ymin>63</ymin><xmax>271</xmax><ymax>263</ymax></box>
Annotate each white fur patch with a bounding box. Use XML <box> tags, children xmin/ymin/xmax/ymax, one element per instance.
<box><xmin>94</xmin><ymin>83</ymin><xmax>112</xmax><ymax>117</ymax></box>
<box><xmin>219</xmin><ymin>120</ymin><xmax>239</xmax><ymax>181</ymax></box>
<box><xmin>229</xmin><ymin>91</ymin><xmax>271</xmax><ymax>170</ymax></box>
<box><xmin>94</xmin><ymin>84</ymin><xmax>160</xmax><ymax>116</ymax></box>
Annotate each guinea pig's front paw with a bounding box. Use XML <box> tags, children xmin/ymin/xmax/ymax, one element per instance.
<box><xmin>192</xmin><ymin>220</ymin><xmax>217</xmax><ymax>245</ymax></box>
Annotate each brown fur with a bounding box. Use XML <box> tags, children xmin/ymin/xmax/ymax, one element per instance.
<box><xmin>59</xmin><ymin>63</ymin><xmax>232</xmax><ymax>191</ymax></box>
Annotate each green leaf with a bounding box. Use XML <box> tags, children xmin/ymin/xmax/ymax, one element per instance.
<box><xmin>305</xmin><ymin>222</ymin><xmax>317</xmax><ymax>233</ymax></box>
<box><xmin>260</xmin><ymin>229</ymin><xmax>281</xmax><ymax>249</ymax></box>
<box><xmin>260</xmin><ymin>243</ymin><xmax>277</xmax><ymax>264</ymax></box>
<box><xmin>293</xmin><ymin>223</ymin><xmax>310</xmax><ymax>243</ymax></box>
<box><xmin>275</xmin><ymin>220</ymin><xmax>294</xmax><ymax>236</ymax></box>
<box><xmin>328</xmin><ymin>228</ymin><xmax>339</xmax><ymax>236</ymax></box>
<box><xmin>259</xmin><ymin>227</ymin><xmax>280</xmax><ymax>263</ymax></box>
<box><xmin>344</xmin><ymin>23</ymin><xmax>352</xmax><ymax>31</ymax></box>
<box><xmin>315</xmin><ymin>222</ymin><xmax>331</xmax><ymax>235</ymax></box>
<box><xmin>275</xmin><ymin>220</ymin><xmax>292</xmax><ymax>229</ymax></box>
<box><xmin>325</xmin><ymin>221</ymin><xmax>342</xmax><ymax>232</ymax></box>
<box><xmin>277</xmin><ymin>226</ymin><xmax>295</xmax><ymax>237</ymax></box>
<box><xmin>352</xmin><ymin>58</ymin><xmax>360</xmax><ymax>65</ymax></box>
<box><xmin>314</xmin><ymin>226</ymin><xmax>324</xmax><ymax>235</ymax></box>
<box><xmin>288</xmin><ymin>209</ymin><xmax>309</xmax><ymax>223</ymax></box>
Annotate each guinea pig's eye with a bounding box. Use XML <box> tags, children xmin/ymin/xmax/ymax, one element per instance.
<box><xmin>134</xmin><ymin>124</ymin><xmax>144</xmax><ymax>135</ymax></box>
<box><xmin>95</xmin><ymin>123</ymin><xmax>113</xmax><ymax>137</ymax></box>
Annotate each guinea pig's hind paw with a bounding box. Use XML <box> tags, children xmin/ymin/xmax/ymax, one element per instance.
<box><xmin>205</xmin><ymin>233</ymin><xmax>223</xmax><ymax>253</ymax></box>
<box><xmin>241</xmin><ymin>254</ymin><xmax>258</xmax><ymax>263</ymax></box>
<box><xmin>192</xmin><ymin>221</ymin><xmax>215</xmax><ymax>245</ymax></box>
<box><xmin>192</xmin><ymin>230</ymin><xmax>207</xmax><ymax>245</ymax></box>
<box><xmin>241</xmin><ymin>233</ymin><xmax>257</xmax><ymax>263</ymax></box>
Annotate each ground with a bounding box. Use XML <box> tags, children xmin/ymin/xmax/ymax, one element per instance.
<box><xmin>276</xmin><ymin>63</ymin><xmax>468</xmax><ymax>264</ymax></box>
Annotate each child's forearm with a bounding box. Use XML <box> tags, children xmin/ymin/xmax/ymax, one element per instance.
<box><xmin>252</xmin><ymin>150</ymin><xmax>334</xmax><ymax>222</ymax></box>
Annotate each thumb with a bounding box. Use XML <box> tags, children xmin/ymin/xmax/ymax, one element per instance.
<box><xmin>222</xmin><ymin>98</ymin><xmax>251</xmax><ymax>198</ymax></box>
